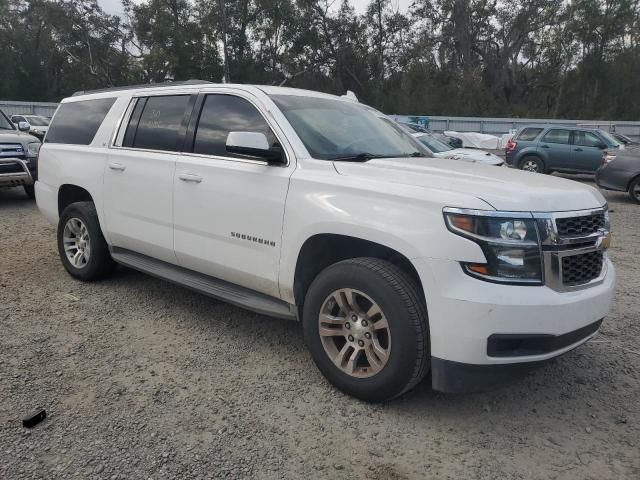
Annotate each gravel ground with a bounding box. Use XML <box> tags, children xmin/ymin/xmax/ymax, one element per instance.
<box><xmin>1</xmin><ymin>181</ymin><xmax>639</xmax><ymax>480</ymax></box>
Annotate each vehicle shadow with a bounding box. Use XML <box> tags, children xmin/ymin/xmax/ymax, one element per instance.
<box><xmin>0</xmin><ymin>186</ymin><xmax>34</xmax><ymax>208</ymax></box>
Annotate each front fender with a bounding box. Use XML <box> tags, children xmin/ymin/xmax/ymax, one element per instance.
<box><xmin>278</xmin><ymin>159</ymin><xmax>490</xmax><ymax>303</ymax></box>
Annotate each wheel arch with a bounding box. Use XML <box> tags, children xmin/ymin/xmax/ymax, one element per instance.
<box><xmin>627</xmin><ymin>172</ymin><xmax>640</xmax><ymax>192</ymax></box>
<box><xmin>58</xmin><ymin>184</ymin><xmax>94</xmax><ymax>216</ymax></box>
<box><xmin>292</xmin><ymin>233</ymin><xmax>426</xmax><ymax>314</ymax></box>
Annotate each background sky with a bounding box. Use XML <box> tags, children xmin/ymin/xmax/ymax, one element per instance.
<box><xmin>97</xmin><ymin>0</ymin><xmax>412</xmax><ymax>17</ymax></box>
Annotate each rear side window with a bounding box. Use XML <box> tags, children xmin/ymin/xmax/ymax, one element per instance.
<box><xmin>517</xmin><ymin>127</ymin><xmax>543</xmax><ymax>141</ymax></box>
<box><xmin>574</xmin><ymin>131</ymin><xmax>601</xmax><ymax>147</ymax></box>
<box><xmin>193</xmin><ymin>95</ymin><xmax>278</xmax><ymax>158</ymax></box>
<box><xmin>124</xmin><ymin>95</ymin><xmax>191</xmax><ymax>152</ymax></box>
<box><xmin>541</xmin><ymin>129</ymin><xmax>570</xmax><ymax>145</ymax></box>
<box><xmin>46</xmin><ymin>98</ymin><xmax>116</xmax><ymax>145</ymax></box>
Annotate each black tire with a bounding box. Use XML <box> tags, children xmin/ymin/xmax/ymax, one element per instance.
<box><xmin>519</xmin><ymin>155</ymin><xmax>544</xmax><ymax>173</ymax></box>
<box><xmin>629</xmin><ymin>177</ymin><xmax>640</xmax><ymax>204</ymax></box>
<box><xmin>57</xmin><ymin>202</ymin><xmax>116</xmax><ymax>281</ymax></box>
<box><xmin>24</xmin><ymin>185</ymin><xmax>35</xmax><ymax>200</ymax></box>
<box><xmin>303</xmin><ymin>258</ymin><xmax>430</xmax><ymax>402</ymax></box>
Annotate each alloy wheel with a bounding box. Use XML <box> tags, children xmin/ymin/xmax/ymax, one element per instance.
<box><xmin>633</xmin><ymin>182</ymin><xmax>640</xmax><ymax>202</ymax></box>
<box><xmin>318</xmin><ymin>288</ymin><xmax>391</xmax><ymax>378</ymax></box>
<box><xmin>522</xmin><ymin>159</ymin><xmax>539</xmax><ymax>172</ymax></box>
<box><xmin>63</xmin><ymin>218</ymin><xmax>91</xmax><ymax>269</ymax></box>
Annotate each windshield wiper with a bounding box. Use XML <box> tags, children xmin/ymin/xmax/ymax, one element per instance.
<box><xmin>408</xmin><ymin>151</ymin><xmax>427</xmax><ymax>157</ymax></box>
<box><xmin>329</xmin><ymin>153</ymin><xmax>387</xmax><ymax>162</ymax></box>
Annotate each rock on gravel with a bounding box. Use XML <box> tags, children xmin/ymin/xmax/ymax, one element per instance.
<box><xmin>1</xmin><ymin>184</ymin><xmax>639</xmax><ymax>479</ymax></box>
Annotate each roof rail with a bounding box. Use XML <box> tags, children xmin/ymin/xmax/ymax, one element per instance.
<box><xmin>72</xmin><ymin>79</ymin><xmax>213</xmax><ymax>97</ymax></box>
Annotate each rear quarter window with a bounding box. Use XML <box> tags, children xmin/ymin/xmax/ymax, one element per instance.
<box><xmin>517</xmin><ymin>127</ymin><xmax>543</xmax><ymax>141</ymax></box>
<box><xmin>46</xmin><ymin>98</ymin><xmax>116</xmax><ymax>145</ymax></box>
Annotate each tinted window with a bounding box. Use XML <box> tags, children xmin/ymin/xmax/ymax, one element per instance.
<box><xmin>193</xmin><ymin>95</ymin><xmax>277</xmax><ymax>158</ymax></box>
<box><xmin>46</xmin><ymin>98</ymin><xmax>116</xmax><ymax>145</ymax></box>
<box><xmin>129</xmin><ymin>95</ymin><xmax>191</xmax><ymax>152</ymax></box>
<box><xmin>542</xmin><ymin>129</ymin><xmax>570</xmax><ymax>145</ymax></box>
<box><xmin>517</xmin><ymin>127</ymin><xmax>543</xmax><ymax>141</ymax></box>
<box><xmin>26</xmin><ymin>116</ymin><xmax>49</xmax><ymax>126</ymax></box>
<box><xmin>574</xmin><ymin>131</ymin><xmax>602</xmax><ymax>147</ymax></box>
<box><xmin>122</xmin><ymin>98</ymin><xmax>147</xmax><ymax>148</ymax></box>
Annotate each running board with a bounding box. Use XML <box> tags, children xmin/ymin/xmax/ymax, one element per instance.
<box><xmin>110</xmin><ymin>248</ymin><xmax>297</xmax><ymax>320</ymax></box>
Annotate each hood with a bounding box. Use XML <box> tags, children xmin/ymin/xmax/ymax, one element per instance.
<box><xmin>334</xmin><ymin>157</ymin><xmax>605</xmax><ymax>212</ymax></box>
<box><xmin>442</xmin><ymin>148</ymin><xmax>503</xmax><ymax>165</ymax></box>
<box><xmin>0</xmin><ymin>130</ymin><xmax>40</xmax><ymax>145</ymax></box>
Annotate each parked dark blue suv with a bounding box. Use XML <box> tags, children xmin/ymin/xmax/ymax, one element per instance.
<box><xmin>505</xmin><ymin>126</ymin><xmax>621</xmax><ymax>174</ymax></box>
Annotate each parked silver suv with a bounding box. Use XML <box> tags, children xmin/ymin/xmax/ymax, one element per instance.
<box><xmin>0</xmin><ymin>109</ymin><xmax>41</xmax><ymax>199</ymax></box>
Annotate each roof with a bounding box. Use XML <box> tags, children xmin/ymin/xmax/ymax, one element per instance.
<box><xmin>71</xmin><ymin>80</ymin><xmax>213</xmax><ymax>97</ymax></box>
<box><xmin>66</xmin><ymin>81</ymin><xmax>344</xmax><ymax>103</ymax></box>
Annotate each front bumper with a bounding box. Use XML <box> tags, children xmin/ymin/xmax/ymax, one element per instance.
<box><xmin>414</xmin><ymin>256</ymin><xmax>615</xmax><ymax>392</ymax></box>
<box><xmin>0</xmin><ymin>158</ymin><xmax>33</xmax><ymax>188</ymax></box>
<box><xmin>595</xmin><ymin>165</ymin><xmax>628</xmax><ymax>192</ymax></box>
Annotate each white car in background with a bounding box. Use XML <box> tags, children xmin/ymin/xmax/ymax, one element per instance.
<box><xmin>413</xmin><ymin>132</ymin><xmax>504</xmax><ymax>166</ymax></box>
<box><xmin>10</xmin><ymin>114</ymin><xmax>50</xmax><ymax>140</ymax></box>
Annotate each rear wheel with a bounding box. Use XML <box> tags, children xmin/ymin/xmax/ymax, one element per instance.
<box><xmin>303</xmin><ymin>258</ymin><xmax>429</xmax><ymax>402</ymax></box>
<box><xmin>57</xmin><ymin>202</ymin><xmax>116</xmax><ymax>281</ymax></box>
<box><xmin>629</xmin><ymin>177</ymin><xmax>640</xmax><ymax>204</ymax></box>
<box><xmin>519</xmin><ymin>156</ymin><xmax>544</xmax><ymax>173</ymax></box>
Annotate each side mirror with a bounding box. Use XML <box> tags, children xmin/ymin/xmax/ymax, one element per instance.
<box><xmin>18</xmin><ymin>121</ymin><xmax>30</xmax><ymax>132</ymax></box>
<box><xmin>225</xmin><ymin>132</ymin><xmax>284</xmax><ymax>164</ymax></box>
<box><xmin>595</xmin><ymin>141</ymin><xmax>607</xmax><ymax>149</ymax></box>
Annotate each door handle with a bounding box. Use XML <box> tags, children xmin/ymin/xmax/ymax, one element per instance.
<box><xmin>108</xmin><ymin>162</ymin><xmax>126</xmax><ymax>171</ymax></box>
<box><xmin>574</xmin><ymin>148</ymin><xmax>583</xmax><ymax>151</ymax></box>
<box><xmin>540</xmin><ymin>144</ymin><xmax>550</xmax><ymax>148</ymax></box>
<box><xmin>178</xmin><ymin>173</ymin><xmax>203</xmax><ymax>183</ymax></box>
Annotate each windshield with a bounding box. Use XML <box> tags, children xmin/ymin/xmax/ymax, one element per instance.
<box><xmin>0</xmin><ymin>111</ymin><xmax>15</xmax><ymax>130</ymax></box>
<box><xmin>598</xmin><ymin>130</ymin><xmax>621</xmax><ymax>148</ymax></box>
<box><xmin>25</xmin><ymin>116</ymin><xmax>50</xmax><ymax>126</ymax></box>
<box><xmin>270</xmin><ymin>95</ymin><xmax>425</xmax><ymax>160</ymax></box>
<box><xmin>415</xmin><ymin>134</ymin><xmax>453</xmax><ymax>153</ymax></box>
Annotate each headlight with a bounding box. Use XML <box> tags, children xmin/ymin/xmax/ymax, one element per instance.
<box><xmin>443</xmin><ymin>208</ymin><xmax>543</xmax><ymax>285</ymax></box>
<box><xmin>27</xmin><ymin>142</ymin><xmax>41</xmax><ymax>157</ymax></box>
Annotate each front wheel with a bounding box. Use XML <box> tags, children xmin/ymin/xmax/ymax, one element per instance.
<box><xmin>303</xmin><ymin>258</ymin><xmax>430</xmax><ymax>402</ymax></box>
<box><xmin>629</xmin><ymin>177</ymin><xmax>640</xmax><ymax>204</ymax></box>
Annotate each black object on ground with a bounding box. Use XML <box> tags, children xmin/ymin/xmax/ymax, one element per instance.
<box><xmin>22</xmin><ymin>409</ymin><xmax>47</xmax><ymax>428</ymax></box>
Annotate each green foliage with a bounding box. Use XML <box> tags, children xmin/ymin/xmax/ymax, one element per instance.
<box><xmin>0</xmin><ymin>0</ymin><xmax>638</xmax><ymax>120</ymax></box>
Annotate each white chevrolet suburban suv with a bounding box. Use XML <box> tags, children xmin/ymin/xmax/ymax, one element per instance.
<box><xmin>36</xmin><ymin>82</ymin><xmax>615</xmax><ymax>401</ymax></box>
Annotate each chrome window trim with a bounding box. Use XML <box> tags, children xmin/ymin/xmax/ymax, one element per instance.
<box><xmin>109</xmin><ymin>89</ymin><xmax>292</xmax><ymax>168</ymax></box>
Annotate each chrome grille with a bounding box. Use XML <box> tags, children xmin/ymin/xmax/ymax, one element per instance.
<box><xmin>556</xmin><ymin>213</ymin><xmax>605</xmax><ymax>236</ymax></box>
<box><xmin>562</xmin><ymin>251</ymin><xmax>603</xmax><ymax>286</ymax></box>
<box><xmin>534</xmin><ymin>207</ymin><xmax>609</xmax><ymax>291</ymax></box>
<box><xmin>0</xmin><ymin>143</ymin><xmax>25</xmax><ymax>159</ymax></box>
